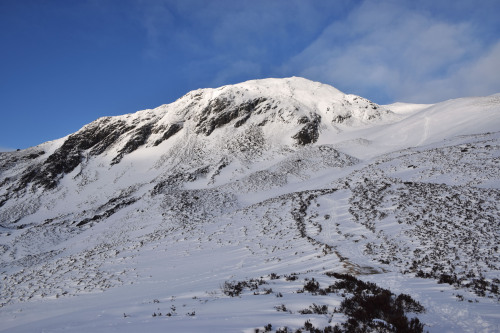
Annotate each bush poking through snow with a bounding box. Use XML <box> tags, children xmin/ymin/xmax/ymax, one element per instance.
<box><xmin>301</xmin><ymin>278</ymin><xmax>320</xmax><ymax>293</ymax></box>
<box><xmin>298</xmin><ymin>303</ymin><xmax>328</xmax><ymax>315</ymax></box>
<box><xmin>221</xmin><ymin>278</ymin><xmax>267</xmax><ymax>297</ymax></box>
<box><xmin>262</xmin><ymin>272</ymin><xmax>426</xmax><ymax>333</ymax></box>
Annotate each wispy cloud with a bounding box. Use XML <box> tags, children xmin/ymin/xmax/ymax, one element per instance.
<box><xmin>280</xmin><ymin>1</ymin><xmax>500</xmax><ymax>103</ymax></box>
<box><xmin>133</xmin><ymin>0</ymin><xmax>349</xmax><ymax>84</ymax></box>
<box><xmin>133</xmin><ymin>0</ymin><xmax>499</xmax><ymax>103</ymax></box>
<box><xmin>135</xmin><ymin>0</ymin><xmax>176</xmax><ymax>59</ymax></box>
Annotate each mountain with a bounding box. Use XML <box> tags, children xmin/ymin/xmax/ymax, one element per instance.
<box><xmin>1</xmin><ymin>77</ymin><xmax>499</xmax><ymax>332</ymax></box>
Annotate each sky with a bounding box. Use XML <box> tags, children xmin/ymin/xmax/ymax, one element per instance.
<box><xmin>1</xmin><ymin>0</ymin><xmax>499</xmax><ymax>151</ymax></box>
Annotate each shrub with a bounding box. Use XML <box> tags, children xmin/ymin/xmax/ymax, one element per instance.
<box><xmin>396</xmin><ymin>293</ymin><xmax>425</xmax><ymax>313</ymax></box>
<box><xmin>299</xmin><ymin>303</ymin><xmax>328</xmax><ymax>315</ymax></box>
<box><xmin>285</xmin><ymin>273</ymin><xmax>299</xmax><ymax>281</ymax></box>
<box><xmin>259</xmin><ymin>273</ymin><xmax>426</xmax><ymax>333</ymax></box>
<box><xmin>274</xmin><ymin>304</ymin><xmax>288</xmax><ymax>312</ymax></box>
<box><xmin>222</xmin><ymin>279</ymin><xmax>268</xmax><ymax>297</ymax></box>
<box><xmin>222</xmin><ymin>281</ymin><xmax>244</xmax><ymax>297</ymax></box>
<box><xmin>303</xmin><ymin>278</ymin><xmax>320</xmax><ymax>293</ymax></box>
<box><xmin>340</xmin><ymin>289</ymin><xmax>424</xmax><ymax>332</ymax></box>
<box><xmin>438</xmin><ymin>273</ymin><xmax>457</xmax><ymax>285</ymax></box>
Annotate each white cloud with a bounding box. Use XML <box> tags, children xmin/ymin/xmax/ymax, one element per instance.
<box><xmin>282</xmin><ymin>1</ymin><xmax>499</xmax><ymax>103</ymax></box>
<box><xmin>451</xmin><ymin>41</ymin><xmax>500</xmax><ymax>96</ymax></box>
<box><xmin>132</xmin><ymin>0</ymin><xmax>499</xmax><ymax>103</ymax></box>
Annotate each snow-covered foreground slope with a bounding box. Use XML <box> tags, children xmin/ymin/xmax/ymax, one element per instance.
<box><xmin>1</xmin><ymin>78</ymin><xmax>499</xmax><ymax>332</ymax></box>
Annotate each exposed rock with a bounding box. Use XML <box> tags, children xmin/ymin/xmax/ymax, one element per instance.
<box><xmin>18</xmin><ymin>119</ymin><xmax>134</xmax><ymax>190</ymax></box>
<box><xmin>153</xmin><ymin>122</ymin><xmax>183</xmax><ymax>146</ymax></box>
<box><xmin>292</xmin><ymin>114</ymin><xmax>321</xmax><ymax>145</ymax></box>
<box><xmin>195</xmin><ymin>97</ymin><xmax>267</xmax><ymax>135</ymax></box>
<box><xmin>111</xmin><ymin>123</ymin><xmax>154</xmax><ymax>165</ymax></box>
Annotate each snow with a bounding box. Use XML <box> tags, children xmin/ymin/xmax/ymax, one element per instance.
<box><xmin>383</xmin><ymin>102</ymin><xmax>433</xmax><ymax>115</ymax></box>
<box><xmin>1</xmin><ymin>77</ymin><xmax>499</xmax><ymax>332</ymax></box>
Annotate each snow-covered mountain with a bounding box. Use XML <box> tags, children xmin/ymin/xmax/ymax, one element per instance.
<box><xmin>1</xmin><ymin>77</ymin><xmax>499</xmax><ymax>332</ymax></box>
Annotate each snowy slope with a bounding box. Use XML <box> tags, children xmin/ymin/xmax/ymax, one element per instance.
<box><xmin>1</xmin><ymin>77</ymin><xmax>499</xmax><ymax>332</ymax></box>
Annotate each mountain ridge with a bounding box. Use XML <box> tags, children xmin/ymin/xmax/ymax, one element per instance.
<box><xmin>1</xmin><ymin>77</ymin><xmax>499</xmax><ymax>332</ymax></box>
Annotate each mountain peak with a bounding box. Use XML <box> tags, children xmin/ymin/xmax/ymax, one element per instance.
<box><xmin>1</xmin><ymin>77</ymin><xmax>500</xmax><ymax>332</ymax></box>
<box><xmin>0</xmin><ymin>78</ymin><xmax>396</xmax><ymax>194</ymax></box>
<box><xmin>173</xmin><ymin>76</ymin><xmax>390</xmax><ymax>136</ymax></box>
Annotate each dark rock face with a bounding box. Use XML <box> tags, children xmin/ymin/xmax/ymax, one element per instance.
<box><xmin>195</xmin><ymin>97</ymin><xmax>267</xmax><ymax>135</ymax></box>
<box><xmin>153</xmin><ymin>122</ymin><xmax>183</xmax><ymax>146</ymax></box>
<box><xmin>234</xmin><ymin>113</ymin><xmax>251</xmax><ymax>128</ymax></box>
<box><xmin>0</xmin><ymin>150</ymin><xmax>46</xmax><ymax>201</ymax></box>
<box><xmin>195</xmin><ymin>97</ymin><xmax>231</xmax><ymax>135</ymax></box>
<box><xmin>112</xmin><ymin>123</ymin><xmax>154</xmax><ymax>165</ymax></box>
<box><xmin>75</xmin><ymin>197</ymin><xmax>138</xmax><ymax>227</ymax></box>
<box><xmin>333</xmin><ymin>114</ymin><xmax>352</xmax><ymax>124</ymax></box>
<box><xmin>19</xmin><ymin>118</ymin><xmax>134</xmax><ymax>190</ymax></box>
<box><xmin>0</xmin><ymin>150</ymin><xmax>45</xmax><ymax>172</ymax></box>
<box><xmin>12</xmin><ymin>115</ymin><xmax>186</xmax><ymax>191</ymax></box>
<box><xmin>151</xmin><ymin>166</ymin><xmax>211</xmax><ymax>196</ymax></box>
<box><xmin>292</xmin><ymin>114</ymin><xmax>321</xmax><ymax>145</ymax></box>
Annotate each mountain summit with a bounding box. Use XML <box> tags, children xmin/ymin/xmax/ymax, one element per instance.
<box><xmin>1</xmin><ymin>78</ymin><xmax>500</xmax><ymax>332</ymax></box>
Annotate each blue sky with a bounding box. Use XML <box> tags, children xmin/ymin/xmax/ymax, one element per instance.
<box><xmin>1</xmin><ymin>0</ymin><xmax>499</xmax><ymax>150</ymax></box>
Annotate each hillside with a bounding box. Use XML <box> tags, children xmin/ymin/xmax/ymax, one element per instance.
<box><xmin>1</xmin><ymin>77</ymin><xmax>499</xmax><ymax>332</ymax></box>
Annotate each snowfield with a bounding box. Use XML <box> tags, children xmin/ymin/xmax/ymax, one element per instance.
<box><xmin>1</xmin><ymin>77</ymin><xmax>499</xmax><ymax>332</ymax></box>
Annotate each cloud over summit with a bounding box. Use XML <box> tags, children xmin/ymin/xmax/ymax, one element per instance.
<box><xmin>281</xmin><ymin>1</ymin><xmax>500</xmax><ymax>103</ymax></box>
